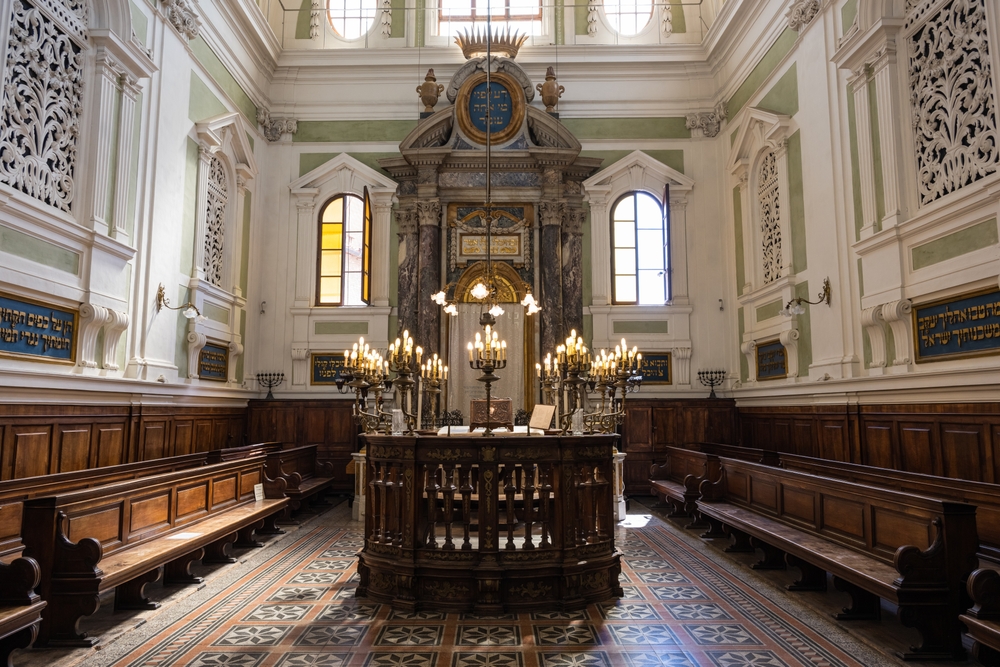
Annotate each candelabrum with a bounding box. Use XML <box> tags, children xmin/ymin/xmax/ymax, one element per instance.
<box><xmin>420</xmin><ymin>354</ymin><xmax>449</xmax><ymax>430</ymax></box>
<box><xmin>387</xmin><ymin>330</ymin><xmax>421</xmax><ymax>434</ymax></box>
<box><xmin>256</xmin><ymin>372</ymin><xmax>284</xmax><ymax>400</ymax></box>
<box><xmin>697</xmin><ymin>369</ymin><xmax>726</xmax><ymax>399</ymax></box>
<box><xmin>344</xmin><ymin>337</ymin><xmax>391</xmax><ymax>434</ymax></box>
<box><xmin>468</xmin><ymin>324</ymin><xmax>507</xmax><ymax>437</ymax></box>
<box><xmin>583</xmin><ymin>339</ymin><xmax>642</xmax><ymax>434</ymax></box>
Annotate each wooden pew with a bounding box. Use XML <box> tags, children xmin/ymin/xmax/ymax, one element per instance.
<box><xmin>0</xmin><ymin>557</ymin><xmax>45</xmax><ymax>667</ymax></box>
<box><xmin>780</xmin><ymin>452</ymin><xmax>1000</xmax><ymax>564</ymax></box>
<box><xmin>688</xmin><ymin>441</ymin><xmax>780</xmax><ymax>465</ymax></box>
<box><xmin>697</xmin><ymin>457</ymin><xmax>978</xmax><ymax>660</ymax></box>
<box><xmin>265</xmin><ymin>444</ymin><xmax>336</xmax><ymax>515</ymax></box>
<box><xmin>648</xmin><ymin>447</ymin><xmax>720</xmax><ymax>519</ymax></box>
<box><xmin>21</xmin><ymin>457</ymin><xmax>288</xmax><ymax>647</ymax></box>
<box><xmin>962</xmin><ymin>568</ymin><xmax>1000</xmax><ymax>667</ymax></box>
<box><xmin>207</xmin><ymin>442</ymin><xmax>283</xmax><ymax>463</ymax></box>
<box><xmin>0</xmin><ymin>453</ymin><xmax>209</xmax><ymax>562</ymax></box>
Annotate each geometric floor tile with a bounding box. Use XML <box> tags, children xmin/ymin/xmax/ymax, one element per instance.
<box><xmin>705</xmin><ymin>651</ymin><xmax>790</xmax><ymax>667</ymax></box>
<box><xmin>607</xmin><ymin>624</ymin><xmax>680</xmax><ymax>646</ymax></box>
<box><xmin>534</xmin><ymin>625</ymin><xmax>601</xmax><ymax>646</ymax></box>
<box><xmin>455</xmin><ymin>625</ymin><xmax>521</xmax><ymax>646</ymax></box>
<box><xmin>530</xmin><ymin>610</ymin><xmax>590</xmax><ymax>621</ymax></box>
<box><xmin>452</xmin><ymin>652</ymin><xmax>523</xmax><ymax>667</ymax></box>
<box><xmin>621</xmin><ymin>652</ymin><xmax>697</xmax><ymax>667</ymax></box>
<box><xmin>305</xmin><ymin>560</ymin><xmax>354</xmax><ymax>570</ymax></box>
<box><xmin>620</xmin><ymin>586</ymin><xmax>645</xmax><ymax>600</ymax></box>
<box><xmin>663</xmin><ymin>603</ymin><xmax>733</xmax><ymax>620</ymax></box>
<box><xmin>683</xmin><ymin>624</ymin><xmax>763</xmax><ymax>646</ymax></box>
<box><xmin>363</xmin><ymin>653</ymin><xmax>438</xmax><ymax>667</ymax></box>
<box><xmin>274</xmin><ymin>653</ymin><xmax>352</xmax><ymax>667</ymax></box>
<box><xmin>294</xmin><ymin>625</ymin><xmax>368</xmax><ymax>646</ymax></box>
<box><xmin>243</xmin><ymin>604</ymin><xmax>312</xmax><ymax>621</ymax></box>
<box><xmin>634</xmin><ymin>571</ymin><xmax>689</xmax><ymax>584</ymax></box>
<box><xmin>373</xmin><ymin>625</ymin><xmax>444</xmax><ymax>646</ymax></box>
<box><xmin>538</xmin><ymin>652</ymin><xmax>611</xmax><ymax>666</ymax></box>
<box><xmin>599</xmin><ymin>602</ymin><xmax>661</xmax><ymax>620</ymax></box>
<box><xmin>319</xmin><ymin>549</ymin><xmax>360</xmax><ymax>558</ymax></box>
<box><xmin>212</xmin><ymin>626</ymin><xmax>291</xmax><ymax>646</ymax></box>
<box><xmin>188</xmin><ymin>653</ymin><xmax>268</xmax><ymax>667</ymax></box>
<box><xmin>268</xmin><ymin>587</ymin><xmax>327</xmax><ymax>601</ymax></box>
<box><xmin>289</xmin><ymin>572</ymin><xmax>342</xmax><ymax>584</ymax></box>
<box><xmin>387</xmin><ymin>609</ymin><xmax>448</xmax><ymax>621</ymax></box>
<box><xmin>647</xmin><ymin>586</ymin><xmax>709</xmax><ymax>600</ymax></box>
<box><xmin>625</xmin><ymin>559</ymin><xmax>674</xmax><ymax>569</ymax></box>
<box><xmin>315</xmin><ymin>603</ymin><xmax>381</xmax><ymax>620</ymax></box>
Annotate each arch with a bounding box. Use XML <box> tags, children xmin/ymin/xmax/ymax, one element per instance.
<box><xmin>856</xmin><ymin>0</ymin><xmax>905</xmax><ymax>31</ymax></box>
<box><xmin>88</xmin><ymin>0</ymin><xmax>133</xmax><ymax>38</ymax></box>
<box><xmin>454</xmin><ymin>261</ymin><xmax>526</xmax><ymax>303</ymax></box>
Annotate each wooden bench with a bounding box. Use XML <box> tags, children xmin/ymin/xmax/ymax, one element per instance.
<box><xmin>207</xmin><ymin>442</ymin><xmax>283</xmax><ymax>463</ymax></box>
<box><xmin>649</xmin><ymin>447</ymin><xmax>720</xmax><ymax>520</ymax></box>
<box><xmin>963</xmin><ymin>568</ymin><xmax>1000</xmax><ymax>667</ymax></box>
<box><xmin>265</xmin><ymin>444</ymin><xmax>335</xmax><ymax>516</ymax></box>
<box><xmin>780</xmin><ymin>452</ymin><xmax>1000</xmax><ymax>564</ymax></box>
<box><xmin>21</xmin><ymin>457</ymin><xmax>288</xmax><ymax>647</ymax></box>
<box><xmin>689</xmin><ymin>441</ymin><xmax>780</xmax><ymax>465</ymax></box>
<box><xmin>697</xmin><ymin>457</ymin><xmax>978</xmax><ymax>660</ymax></box>
<box><xmin>0</xmin><ymin>453</ymin><xmax>209</xmax><ymax>563</ymax></box>
<box><xmin>0</xmin><ymin>557</ymin><xmax>45</xmax><ymax>667</ymax></box>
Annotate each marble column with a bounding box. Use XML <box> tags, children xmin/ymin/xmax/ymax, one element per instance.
<box><xmin>396</xmin><ymin>206</ymin><xmax>418</xmax><ymax>338</ymax></box>
<box><xmin>539</xmin><ymin>200</ymin><xmax>564</xmax><ymax>356</ymax></box>
<box><xmin>561</xmin><ymin>208</ymin><xmax>584</xmax><ymax>338</ymax></box>
<box><xmin>416</xmin><ymin>199</ymin><xmax>442</xmax><ymax>354</ymax></box>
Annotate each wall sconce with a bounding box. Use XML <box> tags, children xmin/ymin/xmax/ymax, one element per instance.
<box><xmin>781</xmin><ymin>277</ymin><xmax>831</xmax><ymax>317</ymax></box>
<box><xmin>155</xmin><ymin>283</ymin><xmax>202</xmax><ymax>319</ymax></box>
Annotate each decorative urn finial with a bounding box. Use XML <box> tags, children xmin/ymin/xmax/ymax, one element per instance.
<box><xmin>536</xmin><ymin>66</ymin><xmax>564</xmax><ymax>113</ymax></box>
<box><xmin>417</xmin><ymin>69</ymin><xmax>444</xmax><ymax>113</ymax></box>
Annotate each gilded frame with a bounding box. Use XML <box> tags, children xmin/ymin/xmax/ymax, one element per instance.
<box><xmin>912</xmin><ymin>286</ymin><xmax>1000</xmax><ymax>363</ymax></box>
<box><xmin>0</xmin><ymin>291</ymin><xmax>78</xmax><ymax>365</ymax></box>
<box><xmin>455</xmin><ymin>71</ymin><xmax>527</xmax><ymax>146</ymax></box>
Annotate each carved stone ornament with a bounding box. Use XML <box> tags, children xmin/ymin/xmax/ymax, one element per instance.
<box><xmin>757</xmin><ymin>150</ymin><xmax>782</xmax><ymax>284</ymax></box>
<box><xmin>380</xmin><ymin>0</ymin><xmax>392</xmax><ymax>37</ymax></box>
<box><xmin>786</xmin><ymin>0</ymin><xmax>820</xmax><ymax>32</ymax></box>
<box><xmin>588</xmin><ymin>0</ymin><xmax>599</xmax><ymax>36</ymax></box>
<box><xmin>204</xmin><ymin>156</ymin><xmax>228</xmax><ymax>287</ymax></box>
<box><xmin>161</xmin><ymin>0</ymin><xmax>202</xmax><ymax>40</ymax></box>
<box><xmin>0</xmin><ymin>0</ymin><xmax>85</xmax><ymax>213</ymax></box>
<box><xmin>310</xmin><ymin>1</ymin><xmax>321</xmax><ymax>38</ymax></box>
<box><xmin>536</xmin><ymin>67</ymin><xmax>565</xmax><ymax>113</ymax></box>
<box><xmin>256</xmin><ymin>108</ymin><xmax>299</xmax><ymax>143</ymax></box>
<box><xmin>685</xmin><ymin>110</ymin><xmax>723</xmax><ymax>138</ymax></box>
<box><xmin>417</xmin><ymin>69</ymin><xmax>444</xmax><ymax>113</ymax></box>
<box><xmin>662</xmin><ymin>5</ymin><xmax>673</xmax><ymax>37</ymax></box>
<box><xmin>908</xmin><ymin>0</ymin><xmax>999</xmax><ymax>205</ymax></box>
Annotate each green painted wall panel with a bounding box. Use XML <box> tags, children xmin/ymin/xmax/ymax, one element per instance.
<box><xmin>294</xmin><ymin>120</ymin><xmax>418</xmax><ymax>143</ymax></box>
<box><xmin>188</xmin><ymin>73</ymin><xmax>228</xmax><ymax>123</ymax></box>
<box><xmin>181</xmin><ymin>138</ymin><xmax>199</xmax><ymax>277</ymax></box>
<box><xmin>560</xmin><ymin>117</ymin><xmax>690</xmax><ymax>140</ymax></box>
<box><xmin>911</xmin><ymin>219</ymin><xmax>999</xmax><ymax>270</ymax></box>
<box><xmin>670</xmin><ymin>0</ymin><xmax>686</xmax><ymax>33</ymax></box>
<box><xmin>575</xmin><ymin>0</ymin><xmax>589</xmax><ymax>36</ymax></box>
<box><xmin>787</xmin><ymin>130</ymin><xmax>807</xmax><ymax>273</ymax></box>
<box><xmin>105</xmin><ymin>87</ymin><xmax>123</xmax><ymax>227</ymax></box>
<box><xmin>555</xmin><ymin>0</ymin><xmax>565</xmax><ymax>44</ymax></box>
<box><xmin>204</xmin><ymin>302</ymin><xmax>230</xmax><ymax>325</ymax></box>
<box><xmin>758</xmin><ymin>63</ymin><xmax>798</xmax><ymax>117</ymax></box>
<box><xmin>733</xmin><ymin>186</ymin><xmax>745</xmax><ymax>293</ymax></box>
<box><xmin>755</xmin><ymin>299</ymin><xmax>782</xmax><ymax>322</ymax></box>
<box><xmin>295</xmin><ymin>0</ymin><xmax>312</xmax><ymax>39</ymax></box>
<box><xmin>415</xmin><ymin>0</ymin><xmax>426</xmax><ymax>46</ymax></box>
<box><xmin>391</xmin><ymin>0</ymin><xmax>406</xmax><ymax>37</ymax></box>
<box><xmin>580</xmin><ymin>150</ymin><xmax>684</xmax><ymax>175</ymax></box>
<box><xmin>857</xmin><ymin>257</ymin><xmax>864</xmax><ymax>297</ymax></box>
<box><xmin>867</xmin><ymin>76</ymin><xmax>885</xmax><ymax>230</ymax></box>
<box><xmin>126</xmin><ymin>92</ymin><xmax>142</xmax><ymax>238</ymax></box>
<box><xmin>847</xmin><ymin>85</ymin><xmax>864</xmax><ymax>241</ymax></box>
<box><xmin>236</xmin><ymin>309</ymin><xmax>246</xmax><ymax>381</ymax></box>
<box><xmin>299</xmin><ymin>152</ymin><xmax>399</xmax><ymax>177</ymax></box>
<box><xmin>795</xmin><ymin>281</ymin><xmax>812</xmax><ymax>377</ymax></box>
<box><xmin>189</xmin><ymin>37</ymin><xmax>257</xmax><ymax>123</ymax></box>
<box><xmin>842</xmin><ymin>0</ymin><xmax>859</xmax><ymax>31</ymax></box>
<box><xmin>738</xmin><ymin>307</ymin><xmax>748</xmax><ymax>382</ymax></box>
<box><xmin>129</xmin><ymin>1</ymin><xmax>148</xmax><ymax>47</ymax></box>
<box><xmin>613</xmin><ymin>320</ymin><xmax>668</xmax><ymax>334</ymax></box>
<box><xmin>727</xmin><ymin>29</ymin><xmax>798</xmax><ymax>120</ymax></box>
<box><xmin>0</xmin><ymin>226</ymin><xmax>80</xmax><ymax>274</ymax></box>
<box><xmin>315</xmin><ymin>321</ymin><xmax>369</xmax><ymax>335</ymax></box>
<box><xmin>240</xmin><ymin>192</ymin><xmax>252</xmax><ymax>294</ymax></box>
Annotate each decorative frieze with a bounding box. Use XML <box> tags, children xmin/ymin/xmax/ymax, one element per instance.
<box><xmin>685</xmin><ymin>110</ymin><xmax>724</xmax><ymax>138</ymax></box>
<box><xmin>908</xmin><ymin>0</ymin><xmax>998</xmax><ymax>205</ymax></box>
<box><xmin>161</xmin><ymin>0</ymin><xmax>201</xmax><ymax>40</ymax></box>
<box><xmin>256</xmin><ymin>108</ymin><xmax>299</xmax><ymax>143</ymax></box>
<box><xmin>0</xmin><ymin>0</ymin><xmax>84</xmax><ymax>213</ymax></box>
<box><xmin>786</xmin><ymin>0</ymin><xmax>820</xmax><ymax>32</ymax></box>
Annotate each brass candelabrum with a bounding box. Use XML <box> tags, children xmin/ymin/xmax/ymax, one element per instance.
<box><xmin>343</xmin><ymin>337</ymin><xmax>391</xmax><ymax>434</ymax></box>
<box><xmin>420</xmin><ymin>354</ymin><xmax>449</xmax><ymax>430</ymax></box>
<box><xmin>387</xmin><ymin>330</ymin><xmax>422</xmax><ymax>435</ymax></box>
<box><xmin>467</xmin><ymin>324</ymin><xmax>507</xmax><ymax>437</ymax></box>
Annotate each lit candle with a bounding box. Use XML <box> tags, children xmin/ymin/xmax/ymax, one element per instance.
<box><xmin>468</xmin><ymin>342</ymin><xmax>474</xmax><ymax>362</ymax></box>
<box><xmin>536</xmin><ymin>362</ymin><xmax>541</xmax><ymax>378</ymax></box>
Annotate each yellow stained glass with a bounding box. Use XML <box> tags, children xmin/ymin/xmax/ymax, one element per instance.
<box><xmin>322</xmin><ymin>223</ymin><xmax>343</xmax><ymax>250</ymax></box>
<box><xmin>321</xmin><ymin>250</ymin><xmax>342</xmax><ymax>276</ymax></box>
<box><xmin>322</xmin><ymin>199</ymin><xmax>344</xmax><ymax>223</ymax></box>
<box><xmin>319</xmin><ymin>277</ymin><xmax>341</xmax><ymax>303</ymax></box>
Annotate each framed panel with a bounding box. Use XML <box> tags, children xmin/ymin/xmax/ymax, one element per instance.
<box><xmin>312</xmin><ymin>353</ymin><xmax>348</xmax><ymax>386</ymax></box>
<box><xmin>913</xmin><ymin>287</ymin><xmax>1000</xmax><ymax>362</ymax></box>
<box><xmin>0</xmin><ymin>293</ymin><xmax>77</xmax><ymax>363</ymax></box>
<box><xmin>755</xmin><ymin>339</ymin><xmax>787</xmax><ymax>380</ymax></box>
<box><xmin>198</xmin><ymin>342</ymin><xmax>229</xmax><ymax>381</ymax></box>
<box><xmin>640</xmin><ymin>352</ymin><xmax>671</xmax><ymax>384</ymax></box>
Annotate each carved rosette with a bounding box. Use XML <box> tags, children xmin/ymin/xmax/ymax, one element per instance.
<box><xmin>0</xmin><ymin>0</ymin><xmax>84</xmax><ymax>213</ymax></box>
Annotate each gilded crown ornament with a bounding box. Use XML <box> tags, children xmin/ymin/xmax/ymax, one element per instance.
<box><xmin>455</xmin><ymin>25</ymin><xmax>528</xmax><ymax>60</ymax></box>
<box><xmin>416</xmin><ymin>69</ymin><xmax>444</xmax><ymax>113</ymax></box>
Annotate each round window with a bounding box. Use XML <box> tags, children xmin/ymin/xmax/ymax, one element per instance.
<box><xmin>602</xmin><ymin>0</ymin><xmax>652</xmax><ymax>35</ymax></box>
<box><xmin>328</xmin><ymin>0</ymin><xmax>378</xmax><ymax>39</ymax></box>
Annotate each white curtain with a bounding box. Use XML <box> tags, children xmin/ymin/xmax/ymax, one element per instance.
<box><xmin>447</xmin><ymin>303</ymin><xmax>524</xmax><ymax>422</ymax></box>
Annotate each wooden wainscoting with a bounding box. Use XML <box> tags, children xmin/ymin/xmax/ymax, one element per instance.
<box><xmin>622</xmin><ymin>399</ymin><xmax>738</xmax><ymax>495</ymax></box>
<box><xmin>0</xmin><ymin>404</ymin><xmax>246</xmax><ymax>481</ymax></box>
<box><xmin>247</xmin><ymin>399</ymin><xmax>358</xmax><ymax>493</ymax></box>
<box><xmin>738</xmin><ymin>403</ymin><xmax>1000</xmax><ymax>483</ymax></box>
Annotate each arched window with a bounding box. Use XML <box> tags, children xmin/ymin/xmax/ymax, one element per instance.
<box><xmin>317</xmin><ymin>192</ymin><xmax>371</xmax><ymax>306</ymax></box>
<box><xmin>602</xmin><ymin>0</ymin><xmax>653</xmax><ymax>36</ymax></box>
<box><xmin>438</xmin><ymin>0</ymin><xmax>542</xmax><ymax>36</ymax></box>
<box><xmin>611</xmin><ymin>191</ymin><xmax>668</xmax><ymax>304</ymax></box>
<box><xmin>328</xmin><ymin>0</ymin><xmax>378</xmax><ymax>39</ymax></box>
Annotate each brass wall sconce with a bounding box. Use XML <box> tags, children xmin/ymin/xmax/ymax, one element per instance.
<box><xmin>155</xmin><ymin>283</ymin><xmax>202</xmax><ymax>320</ymax></box>
<box><xmin>781</xmin><ymin>277</ymin><xmax>831</xmax><ymax>317</ymax></box>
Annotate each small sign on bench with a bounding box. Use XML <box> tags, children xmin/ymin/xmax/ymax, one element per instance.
<box><xmin>254</xmin><ymin>483</ymin><xmax>264</xmax><ymax>501</ymax></box>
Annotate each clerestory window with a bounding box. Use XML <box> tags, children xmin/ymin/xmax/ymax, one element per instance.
<box><xmin>438</xmin><ymin>0</ymin><xmax>543</xmax><ymax>36</ymax></box>
<box><xmin>611</xmin><ymin>190</ymin><xmax>669</xmax><ymax>304</ymax></box>
<box><xmin>317</xmin><ymin>192</ymin><xmax>372</xmax><ymax>306</ymax></box>
<box><xmin>602</xmin><ymin>0</ymin><xmax>652</xmax><ymax>35</ymax></box>
<box><xmin>328</xmin><ymin>0</ymin><xmax>378</xmax><ymax>39</ymax></box>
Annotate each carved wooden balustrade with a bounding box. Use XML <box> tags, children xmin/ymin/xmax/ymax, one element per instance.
<box><xmin>357</xmin><ymin>434</ymin><xmax>623</xmax><ymax>613</ymax></box>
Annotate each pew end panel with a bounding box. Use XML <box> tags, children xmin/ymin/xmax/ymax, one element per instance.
<box><xmin>0</xmin><ymin>557</ymin><xmax>45</xmax><ymax>667</ymax></box>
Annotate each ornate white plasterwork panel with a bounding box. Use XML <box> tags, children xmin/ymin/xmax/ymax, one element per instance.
<box><xmin>757</xmin><ymin>150</ymin><xmax>782</xmax><ymax>283</ymax></box>
<box><xmin>0</xmin><ymin>0</ymin><xmax>85</xmax><ymax>213</ymax></box>
<box><xmin>204</xmin><ymin>156</ymin><xmax>228</xmax><ymax>287</ymax></box>
<box><xmin>908</xmin><ymin>0</ymin><xmax>999</xmax><ymax>205</ymax></box>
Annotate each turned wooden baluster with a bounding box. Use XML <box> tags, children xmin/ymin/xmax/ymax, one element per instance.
<box><xmin>522</xmin><ymin>463</ymin><xmax>536</xmax><ymax>550</ymax></box>
<box><xmin>370</xmin><ymin>462</ymin><xmax>385</xmax><ymax>543</ymax></box>
<box><xmin>442</xmin><ymin>464</ymin><xmax>457</xmax><ymax>550</ymax></box>
<box><xmin>460</xmin><ymin>466</ymin><xmax>475</xmax><ymax>550</ymax></box>
<box><xmin>576</xmin><ymin>464</ymin><xmax>593</xmax><ymax>546</ymax></box>
<box><xmin>504</xmin><ymin>464</ymin><xmax>518</xmax><ymax>550</ymax></box>
<box><xmin>424</xmin><ymin>464</ymin><xmax>440</xmax><ymax>548</ymax></box>
<box><xmin>538</xmin><ymin>464</ymin><xmax>552</xmax><ymax>548</ymax></box>
<box><xmin>593</xmin><ymin>464</ymin><xmax>609</xmax><ymax>540</ymax></box>
<box><xmin>390</xmin><ymin>464</ymin><xmax>403</xmax><ymax>545</ymax></box>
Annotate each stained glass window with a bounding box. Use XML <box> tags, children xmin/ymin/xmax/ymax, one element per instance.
<box><xmin>611</xmin><ymin>191</ymin><xmax>669</xmax><ymax>305</ymax></box>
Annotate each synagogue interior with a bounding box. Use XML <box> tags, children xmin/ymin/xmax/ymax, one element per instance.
<box><xmin>2</xmin><ymin>0</ymin><xmax>1000</xmax><ymax>665</ymax></box>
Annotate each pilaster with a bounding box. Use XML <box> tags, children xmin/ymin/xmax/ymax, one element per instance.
<box><xmin>111</xmin><ymin>75</ymin><xmax>140</xmax><ymax>241</ymax></box>
<box><xmin>871</xmin><ymin>42</ymin><xmax>908</xmax><ymax>230</ymax></box>
<box><xmin>849</xmin><ymin>68</ymin><xmax>879</xmax><ymax>239</ymax></box>
<box><xmin>370</xmin><ymin>191</ymin><xmax>395</xmax><ymax>307</ymax></box>
<box><xmin>192</xmin><ymin>143</ymin><xmax>214</xmax><ymax>283</ymax></box>
<box><xmin>90</xmin><ymin>52</ymin><xmax>123</xmax><ymax>234</ymax></box>
<box><xmin>668</xmin><ymin>195</ymin><xmax>690</xmax><ymax>304</ymax></box>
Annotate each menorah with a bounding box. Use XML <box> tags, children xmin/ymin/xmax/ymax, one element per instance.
<box><xmin>468</xmin><ymin>324</ymin><xmax>507</xmax><ymax>437</ymax></box>
<box><xmin>256</xmin><ymin>372</ymin><xmax>284</xmax><ymax>400</ymax></box>
<box><xmin>697</xmin><ymin>369</ymin><xmax>726</xmax><ymax>399</ymax></box>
